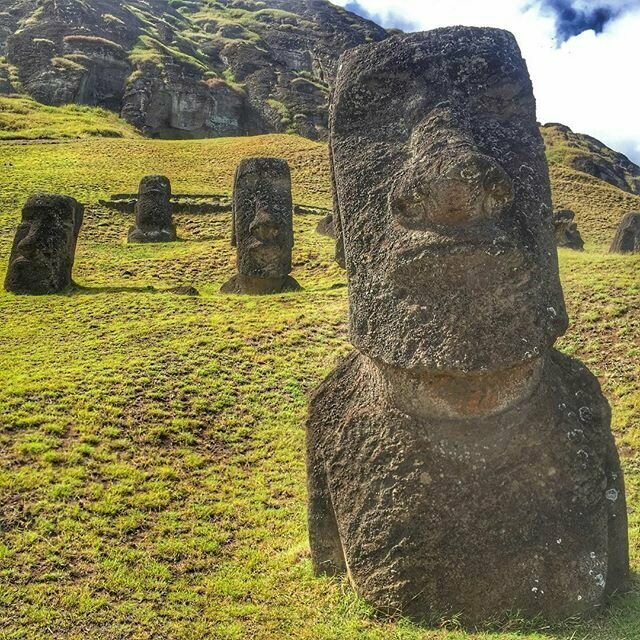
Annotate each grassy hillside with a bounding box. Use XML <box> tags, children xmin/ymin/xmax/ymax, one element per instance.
<box><xmin>0</xmin><ymin>95</ymin><xmax>141</xmax><ymax>141</ymax></box>
<box><xmin>0</xmin><ymin>134</ymin><xmax>638</xmax><ymax>639</ymax></box>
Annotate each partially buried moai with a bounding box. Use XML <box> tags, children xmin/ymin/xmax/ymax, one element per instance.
<box><xmin>4</xmin><ymin>194</ymin><xmax>84</xmax><ymax>294</ymax></box>
<box><xmin>128</xmin><ymin>175</ymin><xmax>177</xmax><ymax>243</ymax></box>
<box><xmin>554</xmin><ymin>208</ymin><xmax>584</xmax><ymax>250</ymax></box>
<box><xmin>307</xmin><ymin>27</ymin><xmax>629</xmax><ymax>625</ymax></box>
<box><xmin>609</xmin><ymin>212</ymin><xmax>640</xmax><ymax>253</ymax></box>
<box><xmin>221</xmin><ymin>157</ymin><xmax>300</xmax><ymax>294</ymax></box>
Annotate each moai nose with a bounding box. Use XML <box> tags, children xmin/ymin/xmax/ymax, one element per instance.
<box><xmin>393</xmin><ymin>152</ymin><xmax>514</xmax><ymax>228</ymax></box>
<box><xmin>17</xmin><ymin>225</ymin><xmax>41</xmax><ymax>256</ymax></box>
<box><xmin>249</xmin><ymin>208</ymin><xmax>280</xmax><ymax>242</ymax></box>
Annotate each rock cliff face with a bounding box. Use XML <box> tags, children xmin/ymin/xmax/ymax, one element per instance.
<box><xmin>0</xmin><ymin>0</ymin><xmax>387</xmax><ymax>139</ymax></box>
<box><xmin>542</xmin><ymin>123</ymin><xmax>640</xmax><ymax>196</ymax></box>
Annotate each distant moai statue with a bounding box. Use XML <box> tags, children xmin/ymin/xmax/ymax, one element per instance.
<box><xmin>609</xmin><ymin>212</ymin><xmax>640</xmax><ymax>253</ymax></box>
<box><xmin>221</xmin><ymin>157</ymin><xmax>300</xmax><ymax>294</ymax></box>
<box><xmin>554</xmin><ymin>208</ymin><xmax>584</xmax><ymax>250</ymax></box>
<box><xmin>128</xmin><ymin>175</ymin><xmax>177</xmax><ymax>243</ymax></box>
<box><xmin>4</xmin><ymin>194</ymin><xmax>84</xmax><ymax>294</ymax></box>
<box><xmin>315</xmin><ymin>213</ymin><xmax>335</xmax><ymax>239</ymax></box>
<box><xmin>307</xmin><ymin>27</ymin><xmax>629</xmax><ymax>625</ymax></box>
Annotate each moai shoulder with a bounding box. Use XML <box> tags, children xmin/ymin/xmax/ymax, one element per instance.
<box><xmin>5</xmin><ymin>193</ymin><xmax>84</xmax><ymax>294</ymax></box>
<box><xmin>307</xmin><ymin>27</ymin><xmax>629</xmax><ymax>625</ymax></box>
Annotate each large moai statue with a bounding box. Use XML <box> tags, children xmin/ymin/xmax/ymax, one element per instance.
<box><xmin>609</xmin><ymin>212</ymin><xmax>640</xmax><ymax>253</ymax></box>
<box><xmin>128</xmin><ymin>175</ymin><xmax>177</xmax><ymax>243</ymax></box>
<box><xmin>4</xmin><ymin>194</ymin><xmax>84</xmax><ymax>294</ymax></box>
<box><xmin>554</xmin><ymin>208</ymin><xmax>584</xmax><ymax>250</ymax></box>
<box><xmin>221</xmin><ymin>157</ymin><xmax>300</xmax><ymax>294</ymax></box>
<box><xmin>307</xmin><ymin>28</ymin><xmax>629</xmax><ymax>625</ymax></box>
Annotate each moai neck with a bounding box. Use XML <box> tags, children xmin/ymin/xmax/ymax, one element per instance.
<box><xmin>370</xmin><ymin>355</ymin><xmax>546</xmax><ymax>420</ymax></box>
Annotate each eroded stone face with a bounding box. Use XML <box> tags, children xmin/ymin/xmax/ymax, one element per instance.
<box><xmin>609</xmin><ymin>212</ymin><xmax>640</xmax><ymax>254</ymax></box>
<box><xmin>128</xmin><ymin>175</ymin><xmax>176</xmax><ymax>243</ymax></box>
<box><xmin>4</xmin><ymin>194</ymin><xmax>83</xmax><ymax>294</ymax></box>
<box><xmin>222</xmin><ymin>157</ymin><xmax>299</xmax><ymax>294</ymax></box>
<box><xmin>331</xmin><ymin>27</ymin><xmax>568</xmax><ymax>373</ymax></box>
<box><xmin>554</xmin><ymin>208</ymin><xmax>584</xmax><ymax>250</ymax></box>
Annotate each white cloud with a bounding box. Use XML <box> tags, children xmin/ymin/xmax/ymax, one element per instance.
<box><xmin>334</xmin><ymin>0</ymin><xmax>640</xmax><ymax>163</ymax></box>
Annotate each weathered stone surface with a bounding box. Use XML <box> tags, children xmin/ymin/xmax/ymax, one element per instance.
<box><xmin>315</xmin><ymin>213</ymin><xmax>335</xmax><ymax>238</ymax></box>
<box><xmin>554</xmin><ymin>208</ymin><xmax>584</xmax><ymax>250</ymax></box>
<box><xmin>221</xmin><ymin>157</ymin><xmax>300</xmax><ymax>294</ymax></box>
<box><xmin>2</xmin><ymin>0</ymin><xmax>388</xmax><ymax>140</ymax></box>
<box><xmin>609</xmin><ymin>212</ymin><xmax>640</xmax><ymax>254</ymax></box>
<box><xmin>128</xmin><ymin>175</ymin><xmax>176</xmax><ymax>243</ymax></box>
<box><xmin>5</xmin><ymin>193</ymin><xmax>84</xmax><ymax>294</ymax></box>
<box><xmin>307</xmin><ymin>27</ymin><xmax>629</xmax><ymax>625</ymax></box>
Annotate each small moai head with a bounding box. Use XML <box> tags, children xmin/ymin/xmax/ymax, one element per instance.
<box><xmin>4</xmin><ymin>194</ymin><xmax>84</xmax><ymax>294</ymax></box>
<box><xmin>233</xmin><ymin>157</ymin><xmax>294</xmax><ymax>278</ymax></box>
<box><xmin>135</xmin><ymin>175</ymin><xmax>172</xmax><ymax>230</ymax></box>
<box><xmin>553</xmin><ymin>208</ymin><xmax>584</xmax><ymax>250</ymax></box>
<box><xmin>330</xmin><ymin>27</ymin><xmax>568</xmax><ymax>373</ymax></box>
<box><xmin>610</xmin><ymin>212</ymin><xmax>640</xmax><ymax>253</ymax></box>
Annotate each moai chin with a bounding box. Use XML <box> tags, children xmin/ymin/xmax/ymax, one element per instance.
<box><xmin>554</xmin><ymin>208</ymin><xmax>584</xmax><ymax>250</ymax></box>
<box><xmin>221</xmin><ymin>157</ymin><xmax>300</xmax><ymax>294</ymax></box>
<box><xmin>609</xmin><ymin>212</ymin><xmax>640</xmax><ymax>254</ymax></box>
<box><xmin>128</xmin><ymin>175</ymin><xmax>177</xmax><ymax>243</ymax></box>
<box><xmin>4</xmin><ymin>194</ymin><xmax>84</xmax><ymax>295</ymax></box>
<box><xmin>307</xmin><ymin>27</ymin><xmax>629</xmax><ymax>625</ymax></box>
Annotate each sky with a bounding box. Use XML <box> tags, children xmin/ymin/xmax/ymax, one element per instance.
<box><xmin>333</xmin><ymin>0</ymin><xmax>640</xmax><ymax>164</ymax></box>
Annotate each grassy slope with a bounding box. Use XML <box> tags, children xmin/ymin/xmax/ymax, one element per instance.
<box><xmin>0</xmin><ymin>134</ymin><xmax>638</xmax><ymax>640</ymax></box>
<box><xmin>0</xmin><ymin>95</ymin><xmax>141</xmax><ymax>141</ymax></box>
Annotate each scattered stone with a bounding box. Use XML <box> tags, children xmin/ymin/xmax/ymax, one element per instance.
<box><xmin>4</xmin><ymin>193</ymin><xmax>84</xmax><ymax>294</ymax></box>
<box><xmin>307</xmin><ymin>27</ymin><xmax>629</xmax><ymax>625</ymax></box>
<box><xmin>609</xmin><ymin>212</ymin><xmax>640</xmax><ymax>253</ymax></box>
<box><xmin>315</xmin><ymin>213</ymin><xmax>335</xmax><ymax>238</ymax></box>
<box><xmin>554</xmin><ymin>208</ymin><xmax>584</xmax><ymax>250</ymax></box>
<box><xmin>128</xmin><ymin>175</ymin><xmax>177</xmax><ymax>243</ymax></box>
<box><xmin>221</xmin><ymin>158</ymin><xmax>301</xmax><ymax>294</ymax></box>
<box><xmin>166</xmin><ymin>285</ymin><xmax>200</xmax><ymax>296</ymax></box>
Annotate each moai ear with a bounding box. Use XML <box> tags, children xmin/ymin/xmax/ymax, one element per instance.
<box><xmin>231</xmin><ymin>165</ymin><xmax>240</xmax><ymax>247</ymax></box>
<box><xmin>329</xmin><ymin>143</ymin><xmax>345</xmax><ymax>269</ymax></box>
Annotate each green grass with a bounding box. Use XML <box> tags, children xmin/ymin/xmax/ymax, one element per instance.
<box><xmin>0</xmin><ymin>96</ymin><xmax>141</xmax><ymax>141</ymax></box>
<box><xmin>0</xmin><ymin>135</ymin><xmax>638</xmax><ymax>639</ymax></box>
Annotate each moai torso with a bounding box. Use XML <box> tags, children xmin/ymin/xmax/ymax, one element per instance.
<box><xmin>4</xmin><ymin>194</ymin><xmax>84</xmax><ymax>294</ymax></box>
<box><xmin>610</xmin><ymin>212</ymin><xmax>640</xmax><ymax>254</ymax></box>
<box><xmin>306</xmin><ymin>27</ymin><xmax>629</xmax><ymax>625</ymax></box>
<box><xmin>221</xmin><ymin>157</ymin><xmax>300</xmax><ymax>294</ymax></box>
<box><xmin>128</xmin><ymin>175</ymin><xmax>176</xmax><ymax>243</ymax></box>
<box><xmin>554</xmin><ymin>209</ymin><xmax>584</xmax><ymax>250</ymax></box>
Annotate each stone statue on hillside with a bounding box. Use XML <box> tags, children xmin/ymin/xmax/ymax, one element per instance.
<box><xmin>554</xmin><ymin>208</ymin><xmax>584</xmax><ymax>250</ymax></box>
<box><xmin>221</xmin><ymin>157</ymin><xmax>300</xmax><ymax>294</ymax></box>
<box><xmin>4</xmin><ymin>194</ymin><xmax>84</xmax><ymax>295</ymax></box>
<box><xmin>306</xmin><ymin>27</ymin><xmax>629</xmax><ymax>625</ymax></box>
<box><xmin>128</xmin><ymin>175</ymin><xmax>177</xmax><ymax>243</ymax></box>
<box><xmin>609</xmin><ymin>212</ymin><xmax>640</xmax><ymax>254</ymax></box>
<box><xmin>315</xmin><ymin>213</ymin><xmax>336</xmax><ymax>239</ymax></box>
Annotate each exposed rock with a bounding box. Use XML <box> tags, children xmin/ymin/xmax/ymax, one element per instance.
<box><xmin>2</xmin><ymin>0</ymin><xmax>388</xmax><ymax>140</ymax></box>
<box><xmin>221</xmin><ymin>157</ymin><xmax>300</xmax><ymax>294</ymax></box>
<box><xmin>609</xmin><ymin>212</ymin><xmax>640</xmax><ymax>254</ymax></box>
<box><xmin>554</xmin><ymin>208</ymin><xmax>584</xmax><ymax>250</ymax></box>
<box><xmin>166</xmin><ymin>285</ymin><xmax>200</xmax><ymax>296</ymax></box>
<box><xmin>542</xmin><ymin>123</ymin><xmax>640</xmax><ymax>195</ymax></box>
<box><xmin>5</xmin><ymin>193</ymin><xmax>84</xmax><ymax>294</ymax></box>
<box><xmin>128</xmin><ymin>175</ymin><xmax>177</xmax><ymax>243</ymax></box>
<box><xmin>308</xmin><ymin>27</ymin><xmax>629</xmax><ymax>625</ymax></box>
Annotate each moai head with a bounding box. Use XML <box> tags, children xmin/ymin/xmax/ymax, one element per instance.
<box><xmin>233</xmin><ymin>157</ymin><xmax>294</xmax><ymax>278</ymax></box>
<box><xmin>4</xmin><ymin>194</ymin><xmax>84</xmax><ymax>294</ymax></box>
<box><xmin>128</xmin><ymin>175</ymin><xmax>175</xmax><ymax>243</ymax></box>
<box><xmin>553</xmin><ymin>208</ymin><xmax>584</xmax><ymax>250</ymax></box>
<box><xmin>330</xmin><ymin>27</ymin><xmax>568</xmax><ymax>373</ymax></box>
<box><xmin>610</xmin><ymin>212</ymin><xmax>640</xmax><ymax>253</ymax></box>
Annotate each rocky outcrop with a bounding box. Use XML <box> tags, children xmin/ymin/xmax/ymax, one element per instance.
<box><xmin>542</xmin><ymin>123</ymin><xmax>640</xmax><ymax>196</ymax></box>
<box><xmin>1</xmin><ymin>0</ymin><xmax>388</xmax><ymax>140</ymax></box>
